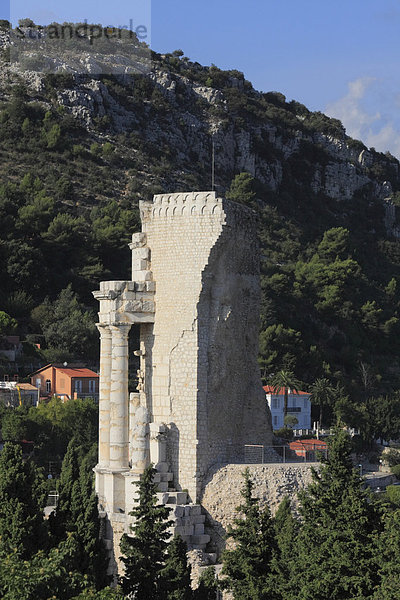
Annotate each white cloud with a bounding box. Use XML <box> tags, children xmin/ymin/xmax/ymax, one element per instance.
<box><xmin>326</xmin><ymin>77</ymin><xmax>400</xmax><ymax>159</ymax></box>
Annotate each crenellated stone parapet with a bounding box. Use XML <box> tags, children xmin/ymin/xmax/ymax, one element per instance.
<box><xmin>140</xmin><ymin>191</ymin><xmax>260</xmax><ymax>240</ymax></box>
<box><xmin>140</xmin><ymin>191</ymin><xmax>224</xmax><ymax>221</ymax></box>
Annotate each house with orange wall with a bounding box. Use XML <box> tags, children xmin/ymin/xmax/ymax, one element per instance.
<box><xmin>30</xmin><ymin>364</ymin><xmax>99</xmax><ymax>401</ymax></box>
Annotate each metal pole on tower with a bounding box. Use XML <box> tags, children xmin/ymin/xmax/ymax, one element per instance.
<box><xmin>211</xmin><ymin>135</ymin><xmax>215</xmax><ymax>191</ymax></box>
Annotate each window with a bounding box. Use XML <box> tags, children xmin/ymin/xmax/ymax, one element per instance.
<box><xmin>46</xmin><ymin>379</ymin><xmax>51</xmax><ymax>393</ymax></box>
<box><xmin>273</xmin><ymin>415</ymin><xmax>278</xmax><ymax>426</ymax></box>
<box><xmin>74</xmin><ymin>380</ymin><xmax>82</xmax><ymax>393</ymax></box>
<box><xmin>304</xmin><ymin>398</ymin><xmax>308</xmax><ymax>408</ymax></box>
<box><xmin>89</xmin><ymin>380</ymin><xmax>96</xmax><ymax>393</ymax></box>
<box><xmin>272</xmin><ymin>397</ymin><xmax>280</xmax><ymax>409</ymax></box>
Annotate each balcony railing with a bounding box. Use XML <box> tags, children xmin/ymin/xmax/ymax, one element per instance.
<box><xmin>243</xmin><ymin>444</ymin><xmax>327</xmax><ymax>464</ymax></box>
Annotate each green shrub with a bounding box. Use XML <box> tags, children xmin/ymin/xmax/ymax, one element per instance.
<box><xmin>46</xmin><ymin>124</ymin><xmax>61</xmax><ymax>149</ymax></box>
<box><xmin>390</xmin><ymin>464</ymin><xmax>400</xmax><ymax>479</ymax></box>
<box><xmin>384</xmin><ymin>449</ymin><xmax>400</xmax><ymax>466</ymax></box>
<box><xmin>72</xmin><ymin>144</ymin><xmax>85</xmax><ymax>156</ymax></box>
<box><xmin>102</xmin><ymin>142</ymin><xmax>114</xmax><ymax>156</ymax></box>
<box><xmin>275</xmin><ymin>427</ymin><xmax>294</xmax><ymax>441</ymax></box>
<box><xmin>386</xmin><ymin>484</ymin><xmax>400</xmax><ymax>505</ymax></box>
<box><xmin>90</xmin><ymin>142</ymin><xmax>101</xmax><ymax>157</ymax></box>
<box><xmin>18</xmin><ymin>18</ymin><xmax>36</xmax><ymax>27</ymax></box>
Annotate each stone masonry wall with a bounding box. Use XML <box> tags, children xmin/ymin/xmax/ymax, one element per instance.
<box><xmin>201</xmin><ymin>463</ymin><xmax>316</xmax><ymax>555</ymax></box>
<box><xmin>140</xmin><ymin>192</ymin><xmax>272</xmax><ymax>502</ymax></box>
<box><xmin>196</xmin><ymin>202</ymin><xmax>272</xmax><ymax>483</ymax></box>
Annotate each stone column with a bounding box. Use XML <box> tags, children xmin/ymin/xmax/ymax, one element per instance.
<box><xmin>109</xmin><ymin>323</ymin><xmax>132</xmax><ymax>470</ymax></box>
<box><xmin>97</xmin><ymin>324</ymin><xmax>112</xmax><ymax>468</ymax></box>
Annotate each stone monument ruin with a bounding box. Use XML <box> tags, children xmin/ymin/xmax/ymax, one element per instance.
<box><xmin>93</xmin><ymin>191</ymin><xmax>273</xmax><ymax>570</ymax></box>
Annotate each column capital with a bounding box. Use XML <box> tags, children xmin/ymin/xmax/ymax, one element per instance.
<box><xmin>96</xmin><ymin>323</ymin><xmax>112</xmax><ymax>335</ymax></box>
<box><xmin>110</xmin><ymin>323</ymin><xmax>132</xmax><ymax>337</ymax></box>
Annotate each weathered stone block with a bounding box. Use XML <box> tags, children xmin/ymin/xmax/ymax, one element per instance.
<box><xmin>194</xmin><ymin>523</ymin><xmax>204</xmax><ymax>535</ymax></box>
<box><xmin>173</xmin><ymin>506</ymin><xmax>184</xmax><ymax>518</ymax></box>
<box><xmin>142</xmin><ymin>300</ymin><xmax>155</xmax><ymax>313</ymax></box>
<box><xmin>130</xmin><ymin>232</ymin><xmax>147</xmax><ymax>248</ymax></box>
<box><xmin>191</xmin><ymin>534</ymin><xmax>210</xmax><ymax>545</ymax></box>
<box><xmin>131</xmin><ymin>270</ymin><xmax>152</xmax><ymax>281</ymax></box>
<box><xmin>175</xmin><ymin>525</ymin><xmax>194</xmax><ymax>537</ymax></box>
<box><xmin>132</xmin><ymin>258</ymin><xmax>148</xmax><ymax>271</ymax></box>
<box><xmin>189</xmin><ymin>515</ymin><xmax>205</xmax><ymax>524</ymax></box>
<box><xmin>190</xmin><ymin>505</ymin><xmax>202</xmax><ymax>516</ymax></box>
<box><xmin>157</xmin><ymin>482</ymin><xmax>169</xmax><ymax>492</ymax></box>
<box><xmin>132</xmin><ymin>247</ymin><xmax>150</xmax><ymax>260</ymax></box>
<box><xmin>146</xmin><ymin>281</ymin><xmax>156</xmax><ymax>292</ymax></box>
<box><xmin>156</xmin><ymin>492</ymin><xmax>169</xmax><ymax>505</ymax></box>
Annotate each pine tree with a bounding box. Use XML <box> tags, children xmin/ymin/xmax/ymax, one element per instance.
<box><xmin>0</xmin><ymin>441</ymin><xmax>47</xmax><ymax>559</ymax></box>
<box><xmin>120</xmin><ymin>464</ymin><xmax>173</xmax><ymax>599</ymax></box>
<box><xmin>160</xmin><ymin>534</ymin><xmax>193</xmax><ymax>600</ymax></box>
<box><xmin>290</xmin><ymin>430</ymin><xmax>380</xmax><ymax>600</ymax></box>
<box><xmin>374</xmin><ymin>508</ymin><xmax>400</xmax><ymax>599</ymax></box>
<box><xmin>221</xmin><ymin>469</ymin><xmax>280</xmax><ymax>600</ymax></box>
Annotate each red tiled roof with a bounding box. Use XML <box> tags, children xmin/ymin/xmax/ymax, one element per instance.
<box><xmin>263</xmin><ymin>386</ymin><xmax>309</xmax><ymax>396</ymax></box>
<box><xmin>29</xmin><ymin>363</ymin><xmax>87</xmax><ymax>377</ymax></box>
<box><xmin>290</xmin><ymin>439</ymin><xmax>327</xmax><ymax>450</ymax></box>
<box><xmin>58</xmin><ymin>368</ymin><xmax>98</xmax><ymax>378</ymax></box>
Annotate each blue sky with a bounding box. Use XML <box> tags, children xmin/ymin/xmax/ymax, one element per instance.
<box><xmin>2</xmin><ymin>0</ymin><xmax>400</xmax><ymax>157</ymax></box>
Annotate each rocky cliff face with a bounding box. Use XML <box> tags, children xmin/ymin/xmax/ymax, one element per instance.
<box><xmin>1</xmin><ymin>24</ymin><xmax>399</xmax><ymax>215</ymax></box>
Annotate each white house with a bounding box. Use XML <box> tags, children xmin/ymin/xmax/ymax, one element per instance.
<box><xmin>263</xmin><ymin>386</ymin><xmax>311</xmax><ymax>430</ymax></box>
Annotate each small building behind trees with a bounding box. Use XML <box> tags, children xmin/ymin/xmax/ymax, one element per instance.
<box><xmin>264</xmin><ymin>385</ymin><xmax>311</xmax><ymax>430</ymax></box>
<box><xmin>0</xmin><ymin>380</ymin><xmax>39</xmax><ymax>407</ymax></box>
<box><xmin>30</xmin><ymin>363</ymin><xmax>99</xmax><ymax>401</ymax></box>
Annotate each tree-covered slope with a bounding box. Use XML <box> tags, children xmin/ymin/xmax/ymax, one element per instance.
<box><xmin>1</xmin><ymin>23</ymin><xmax>400</xmax><ymax>413</ymax></box>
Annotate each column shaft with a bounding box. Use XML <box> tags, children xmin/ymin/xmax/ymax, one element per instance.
<box><xmin>109</xmin><ymin>324</ymin><xmax>132</xmax><ymax>470</ymax></box>
<box><xmin>97</xmin><ymin>324</ymin><xmax>112</xmax><ymax>468</ymax></box>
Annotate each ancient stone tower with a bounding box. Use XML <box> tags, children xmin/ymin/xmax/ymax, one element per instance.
<box><xmin>93</xmin><ymin>191</ymin><xmax>272</xmax><ymax>566</ymax></box>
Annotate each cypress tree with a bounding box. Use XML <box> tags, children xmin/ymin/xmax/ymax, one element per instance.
<box><xmin>290</xmin><ymin>430</ymin><xmax>380</xmax><ymax>600</ymax></box>
<box><xmin>273</xmin><ymin>496</ymin><xmax>298</xmax><ymax>599</ymax></box>
<box><xmin>160</xmin><ymin>534</ymin><xmax>193</xmax><ymax>600</ymax></box>
<box><xmin>120</xmin><ymin>464</ymin><xmax>173</xmax><ymax>599</ymax></box>
<box><xmin>74</xmin><ymin>450</ymin><xmax>109</xmax><ymax>588</ymax></box>
<box><xmin>51</xmin><ymin>436</ymin><xmax>81</xmax><ymax>537</ymax></box>
<box><xmin>374</xmin><ymin>508</ymin><xmax>400</xmax><ymax>599</ymax></box>
<box><xmin>0</xmin><ymin>441</ymin><xmax>47</xmax><ymax>559</ymax></box>
<box><xmin>50</xmin><ymin>438</ymin><xmax>108</xmax><ymax>588</ymax></box>
<box><xmin>221</xmin><ymin>469</ymin><xmax>280</xmax><ymax>600</ymax></box>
